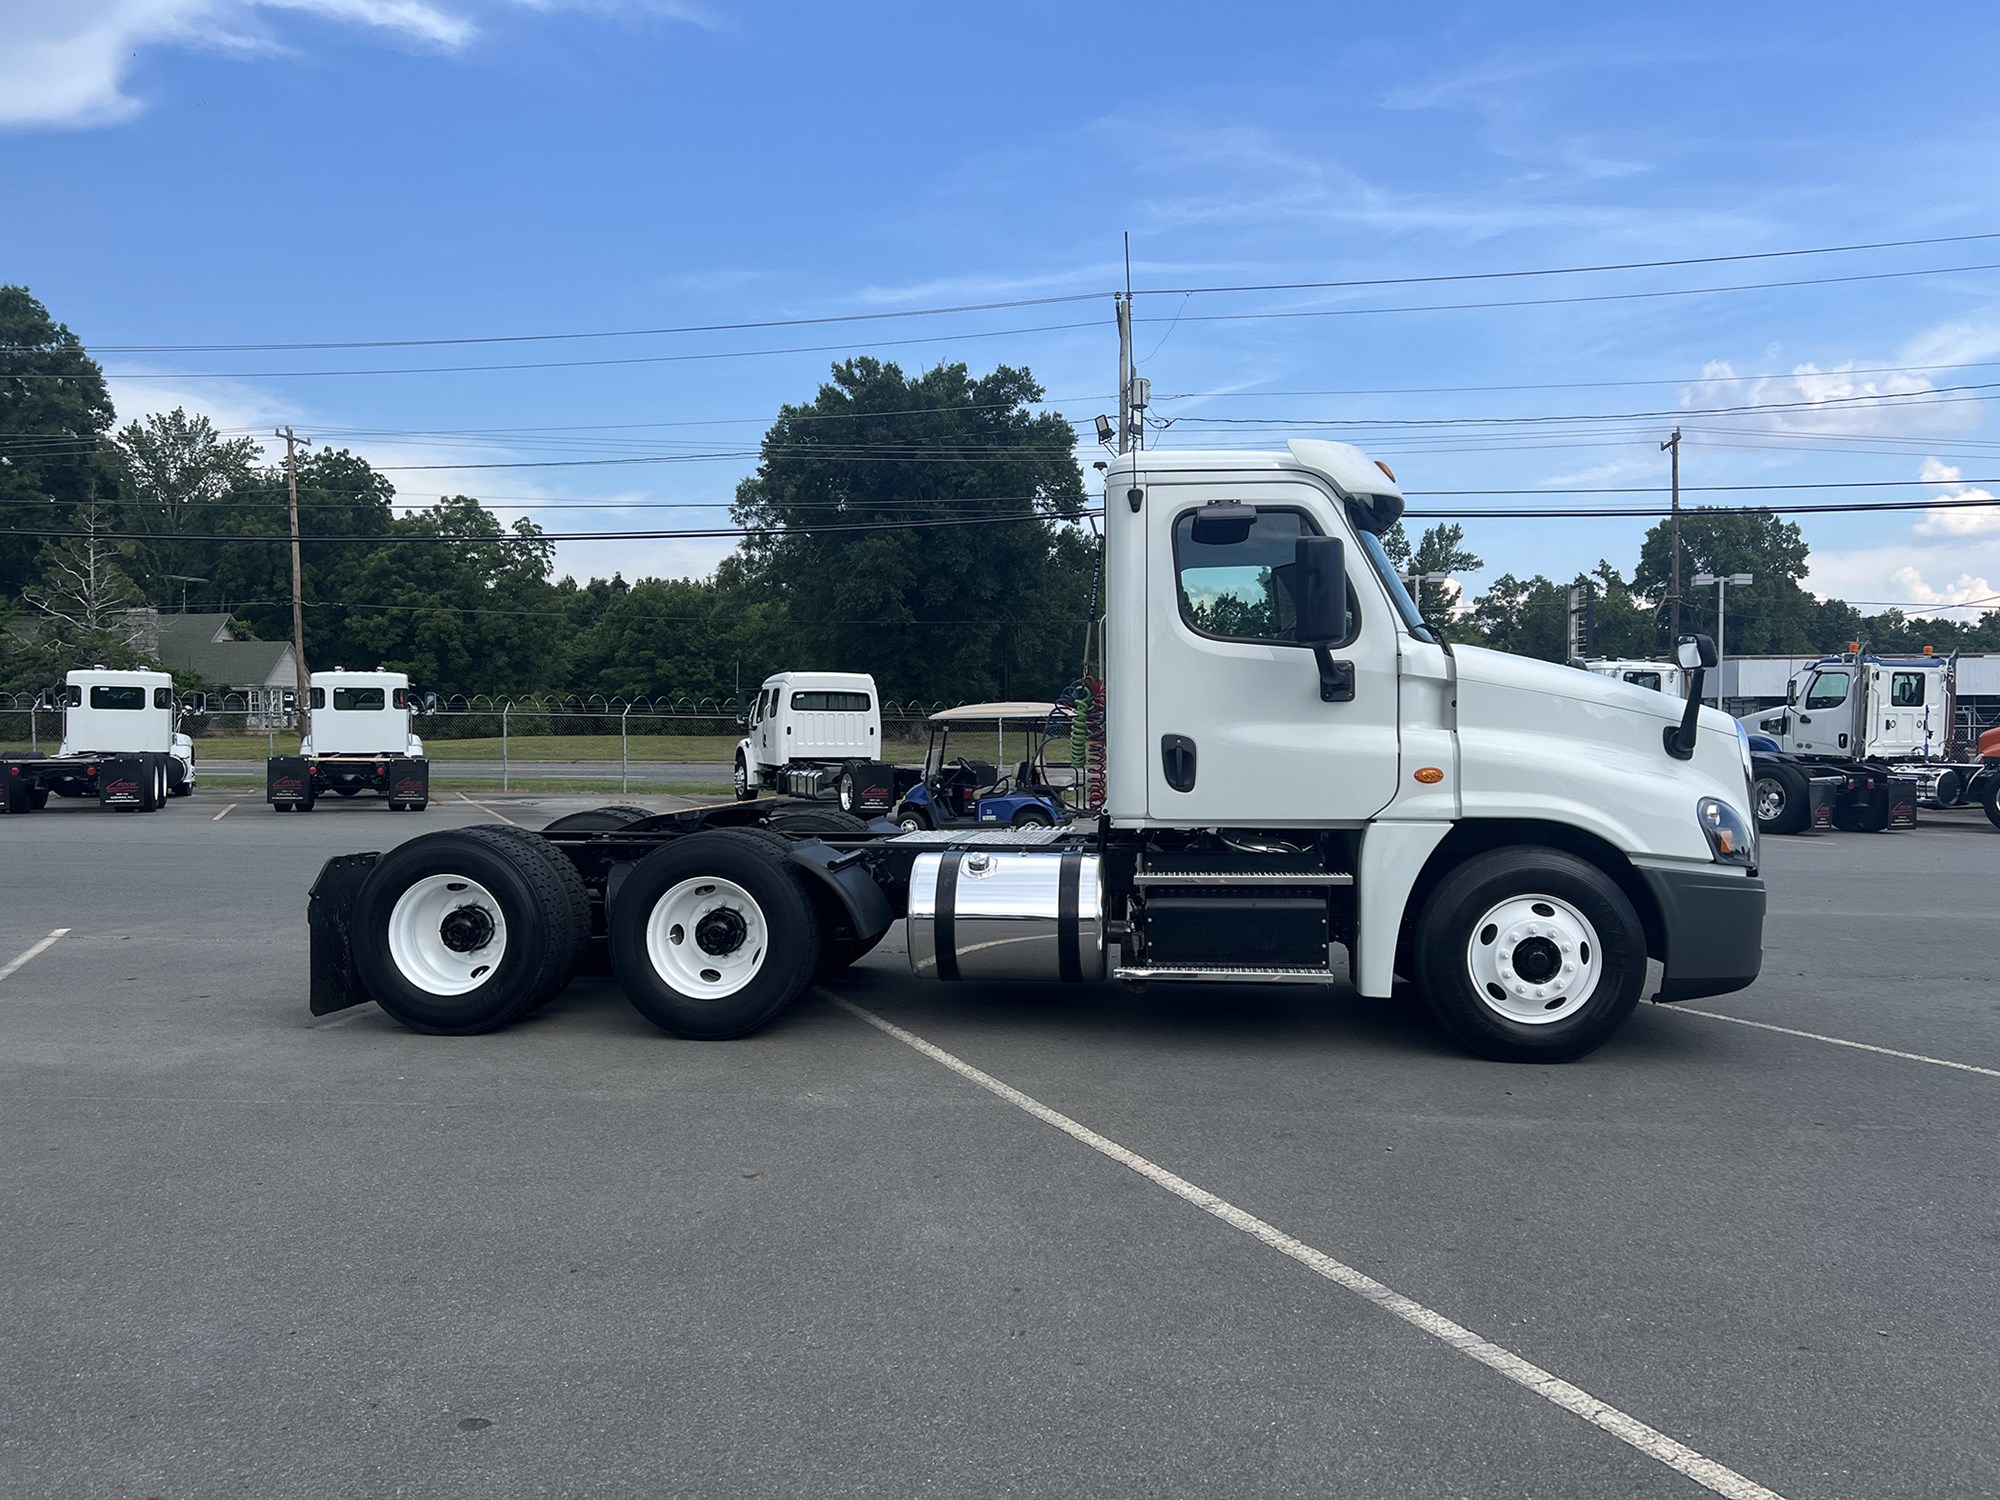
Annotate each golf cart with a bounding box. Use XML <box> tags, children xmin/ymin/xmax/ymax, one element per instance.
<box><xmin>889</xmin><ymin>701</ymin><xmax>1075</xmax><ymax>831</ymax></box>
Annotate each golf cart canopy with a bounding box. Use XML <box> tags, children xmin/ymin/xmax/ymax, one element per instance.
<box><xmin>928</xmin><ymin>701</ymin><xmax>1064</xmax><ymax>723</ymax></box>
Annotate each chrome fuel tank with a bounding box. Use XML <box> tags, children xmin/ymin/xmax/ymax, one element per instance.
<box><xmin>907</xmin><ymin>849</ymin><xmax>1105</xmax><ymax>983</ymax></box>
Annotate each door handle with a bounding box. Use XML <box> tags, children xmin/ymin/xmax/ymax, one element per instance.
<box><xmin>1161</xmin><ymin>734</ymin><xmax>1197</xmax><ymax>793</ymax></box>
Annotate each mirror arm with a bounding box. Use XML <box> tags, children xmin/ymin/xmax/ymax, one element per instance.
<box><xmin>1312</xmin><ymin>645</ymin><xmax>1355</xmax><ymax>703</ymax></box>
<box><xmin>1664</xmin><ymin>667</ymin><xmax>1705</xmax><ymax>760</ymax></box>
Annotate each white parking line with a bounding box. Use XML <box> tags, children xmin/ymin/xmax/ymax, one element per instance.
<box><xmin>211</xmin><ymin>802</ymin><xmax>237</xmax><ymax>821</ymax></box>
<box><xmin>455</xmin><ymin>791</ymin><xmax>519</xmax><ymax>826</ymax></box>
<box><xmin>833</xmin><ymin>997</ymin><xmax>1785</xmax><ymax>1500</ymax></box>
<box><xmin>1674</xmin><ymin>1007</ymin><xmax>2000</xmax><ymax>1080</ymax></box>
<box><xmin>0</xmin><ymin>928</ymin><xmax>70</xmax><ymax>985</ymax></box>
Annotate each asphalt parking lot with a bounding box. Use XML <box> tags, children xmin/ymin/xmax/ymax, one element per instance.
<box><xmin>4</xmin><ymin>791</ymin><xmax>1996</xmax><ymax>1500</ymax></box>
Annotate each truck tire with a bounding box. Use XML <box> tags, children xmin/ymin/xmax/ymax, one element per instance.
<box><xmin>735</xmin><ymin>821</ymin><xmax>878</xmax><ymax>975</ymax></box>
<box><xmin>837</xmin><ymin>764</ymin><xmax>860</xmax><ymax>814</ymax></box>
<box><xmin>154</xmin><ymin>757</ymin><xmax>170</xmax><ymax>810</ymax></box>
<box><xmin>609</xmin><ymin>830</ymin><xmax>821</xmax><ymax>1040</ymax></box>
<box><xmin>1412</xmin><ymin>848</ymin><xmax>1646</xmax><ymax>1064</ymax></box>
<box><xmin>733</xmin><ymin>754</ymin><xmax>755</xmax><ymax>802</ymax></box>
<box><xmin>352</xmin><ymin>826</ymin><xmax>589</xmax><ymax>1035</ymax></box>
<box><xmin>894</xmin><ymin>806</ymin><xmax>930</xmax><ymax>832</ymax></box>
<box><xmin>5</xmin><ymin>776</ymin><xmax>33</xmax><ymax>815</ymax></box>
<box><xmin>1983</xmin><ymin>774</ymin><xmax>2000</xmax><ymax>830</ymax></box>
<box><xmin>1751</xmin><ymin>762</ymin><xmax>1811</xmax><ymax>835</ymax></box>
<box><xmin>28</xmin><ymin>786</ymin><xmax>49</xmax><ymax>811</ymax></box>
<box><xmin>542</xmin><ymin>805</ymin><xmax>655</xmax><ymax>833</ymax></box>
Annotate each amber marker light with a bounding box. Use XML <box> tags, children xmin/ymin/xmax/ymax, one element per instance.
<box><xmin>1414</xmin><ymin>767</ymin><xmax>1444</xmax><ymax>784</ymax></box>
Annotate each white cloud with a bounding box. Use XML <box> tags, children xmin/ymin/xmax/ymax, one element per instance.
<box><xmin>1911</xmin><ymin>456</ymin><xmax>2000</xmax><ymax>539</ymax></box>
<box><xmin>0</xmin><ymin>0</ymin><xmax>475</xmax><ymax>129</ymax></box>
<box><xmin>1677</xmin><ymin>358</ymin><xmax>1982</xmax><ymax>440</ymax></box>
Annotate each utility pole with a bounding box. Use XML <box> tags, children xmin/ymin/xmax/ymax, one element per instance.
<box><xmin>276</xmin><ymin>427</ymin><xmax>311</xmax><ymax>727</ymax></box>
<box><xmin>1661</xmin><ymin>427</ymin><xmax>1683</xmax><ymax>643</ymax></box>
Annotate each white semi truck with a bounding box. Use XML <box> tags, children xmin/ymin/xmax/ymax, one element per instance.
<box><xmin>733</xmin><ymin>670</ymin><xmax>901</xmax><ymax>815</ymax></box>
<box><xmin>3</xmin><ymin>668</ymin><xmax>199</xmax><ymax>813</ymax></box>
<box><xmin>267</xmin><ymin>669</ymin><xmax>429</xmax><ymax>812</ymax></box>
<box><xmin>306</xmin><ymin>440</ymin><xmax>1765</xmax><ymax>1064</ymax></box>
<box><xmin>1580</xmin><ymin>657</ymin><xmax>1687</xmax><ymax>697</ymax></box>
<box><xmin>1739</xmin><ymin>651</ymin><xmax>1998</xmax><ymax>831</ymax></box>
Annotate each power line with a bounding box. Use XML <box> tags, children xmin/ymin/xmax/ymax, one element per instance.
<box><xmin>36</xmin><ymin>228</ymin><xmax>2000</xmax><ymax>354</ymax></box>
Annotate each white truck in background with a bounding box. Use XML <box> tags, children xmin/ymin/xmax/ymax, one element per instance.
<box><xmin>1740</xmin><ymin>652</ymin><xmax>1998</xmax><ymax>831</ymax></box>
<box><xmin>267</xmin><ymin>669</ymin><xmax>430</xmax><ymax>812</ymax></box>
<box><xmin>3</xmin><ymin>668</ymin><xmax>200</xmax><ymax>813</ymax></box>
<box><xmin>311</xmin><ymin>440</ymin><xmax>1767</xmax><ymax>1065</ymax></box>
<box><xmin>733</xmin><ymin>670</ymin><xmax>901</xmax><ymax>815</ymax></box>
<box><xmin>1580</xmin><ymin>658</ymin><xmax>1687</xmax><ymax>697</ymax></box>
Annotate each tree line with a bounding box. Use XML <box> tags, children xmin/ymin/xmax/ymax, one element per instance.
<box><xmin>3</xmin><ymin>283</ymin><xmax>1995</xmax><ymax>712</ymax></box>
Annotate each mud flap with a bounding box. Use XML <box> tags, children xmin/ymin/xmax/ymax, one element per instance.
<box><xmin>268</xmin><ymin>756</ymin><xmax>312</xmax><ymax>808</ymax></box>
<box><xmin>98</xmin><ymin>757</ymin><xmax>147</xmax><ymax>809</ymax></box>
<box><xmin>309</xmin><ymin>852</ymin><xmax>381</xmax><ymax>1015</ymax></box>
<box><xmin>845</xmin><ymin>761</ymin><xmax>898</xmax><ymax>814</ymax></box>
<box><xmin>1886</xmin><ymin>774</ymin><xmax>1919</xmax><ymax>829</ymax></box>
<box><xmin>1807</xmin><ymin>775</ymin><xmax>1841</xmax><ymax>830</ymax></box>
<box><xmin>784</xmin><ymin>839</ymin><xmax>896</xmax><ymax>944</ymax></box>
<box><xmin>388</xmin><ymin>757</ymin><xmax>429</xmax><ymax>805</ymax></box>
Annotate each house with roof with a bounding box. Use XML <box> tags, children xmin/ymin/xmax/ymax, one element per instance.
<box><xmin>129</xmin><ymin>611</ymin><xmax>297</xmax><ymax>724</ymax></box>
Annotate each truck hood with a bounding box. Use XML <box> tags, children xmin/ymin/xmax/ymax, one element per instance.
<box><xmin>1449</xmin><ymin>644</ymin><xmax>1751</xmax><ymax>863</ymax></box>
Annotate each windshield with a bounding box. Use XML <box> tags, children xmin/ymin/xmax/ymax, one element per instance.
<box><xmin>1353</xmin><ymin>526</ymin><xmax>1438</xmax><ymax>645</ymax></box>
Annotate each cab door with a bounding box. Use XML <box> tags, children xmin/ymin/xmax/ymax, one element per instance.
<box><xmin>1791</xmin><ymin>667</ymin><xmax>1852</xmax><ymax>755</ymax></box>
<box><xmin>1143</xmin><ymin>481</ymin><xmax>1400</xmax><ymax>826</ymax></box>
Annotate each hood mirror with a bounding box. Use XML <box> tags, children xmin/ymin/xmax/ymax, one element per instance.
<box><xmin>1674</xmin><ymin>634</ymin><xmax>1718</xmax><ymax>671</ymax></box>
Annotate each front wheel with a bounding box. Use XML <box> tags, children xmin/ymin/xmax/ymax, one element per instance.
<box><xmin>609</xmin><ymin>831</ymin><xmax>821</xmax><ymax>1039</ymax></box>
<box><xmin>733</xmin><ymin>755</ymin><xmax>755</xmax><ymax>802</ymax></box>
<box><xmin>1412</xmin><ymin>849</ymin><xmax>1646</xmax><ymax>1063</ymax></box>
<box><xmin>1751</xmin><ymin>762</ymin><xmax>1811</xmax><ymax>835</ymax></box>
<box><xmin>894</xmin><ymin>805</ymin><xmax>930</xmax><ymax>832</ymax></box>
<box><xmin>1011</xmin><ymin>805</ymin><xmax>1054</xmax><ymax>827</ymax></box>
<box><xmin>1983</xmin><ymin>773</ymin><xmax>2000</xmax><ymax>830</ymax></box>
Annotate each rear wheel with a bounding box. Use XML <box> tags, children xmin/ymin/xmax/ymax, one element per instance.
<box><xmin>1413</xmin><ymin>849</ymin><xmax>1646</xmax><ymax>1064</ymax></box>
<box><xmin>894</xmin><ymin>805</ymin><xmax>930</xmax><ymax>832</ymax></box>
<box><xmin>837</xmin><ymin>765</ymin><xmax>859</xmax><ymax>814</ymax></box>
<box><xmin>764</xmin><ymin>808</ymin><xmax>868</xmax><ymax>836</ymax></box>
<box><xmin>352</xmin><ymin>826</ymin><xmax>590</xmax><ymax>1035</ymax></box>
<box><xmin>28</xmin><ymin>786</ymin><xmax>49</xmax><ymax>811</ymax></box>
<box><xmin>1982</xmin><ymin>773</ymin><xmax>2000</xmax><ymax>830</ymax></box>
<box><xmin>1751</xmin><ymin>762</ymin><xmax>1811</xmax><ymax>835</ymax></box>
<box><xmin>609</xmin><ymin>831</ymin><xmax>821</xmax><ymax>1039</ymax></box>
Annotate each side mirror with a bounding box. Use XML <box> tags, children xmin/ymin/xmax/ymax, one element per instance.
<box><xmin>422</xmin><ymin>692</ymin><xmax>438</xmax><ymax>716</ymax></box>
<box><xmin>733</xmin><ymin>694</ymin><xmax>748</xmax><ymax>727</ymax></box>
<box><xmin>1294</xmin><ymin>535</ymin><xmax>1348</xmax><ymax>647</ymax></box>
<box><xmin>1189</xmin><ymin>500</ymin><xmax>1257</xmax><ymax>546</ymax></box>
<box><xmin>1664</xmin><ymin>635</ymin><xmax>1716</xmax><ymax>760</ymax></box>
<box><xmin>183</xmin><ymin>693</ymin><xmax>208</xmax><ymax>716</ymax></box>
<box><xmin>1675</xmin><ymin>633</ymin><xmax>1718</xmax><ymax>671</ymax></box>
<box><xmin>280</xmin><ymin>688</ymin><xmax>299</xmax><ymax>715</ymax></box>
<box><xmin>34</xmin><ymin>688</ymin><xmax>55</xmax><ymax>712</ymax></box>
<box><xmin>1785</xmin><ymin>682</ymin><xmax>1797</xmax><ymax>706</ymax></box>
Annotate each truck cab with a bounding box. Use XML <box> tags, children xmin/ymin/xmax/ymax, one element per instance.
<box><xmin>1748</xmin><ymin>655</ymin><xmax>1946</xmax><ymax>762</ymax></box>
<box><xmin>1580</xmin><ymin>658</ymin><xmax>1687</xmax><ymax>698</ymax></box>
<box><xmin>3</xmin><ymin>668</ymin><xmax>198</xmax><ymax>812</ymax></box>
<box><xmin>734</xmin><ymin>671</ymin><xmax>894</xmax><ymax>811</ymax></box>
<box><xmin>268</xmin><ymin>669</ymin><xmax>429</xmax><ymax>812</ymax></box>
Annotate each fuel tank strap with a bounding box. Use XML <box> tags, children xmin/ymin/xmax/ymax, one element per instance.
<box><xmin>1057</xmin><ymin>850</ymin><xmax>1083</xmax><ymax>984</ymax></box>
<box><xmin>934</xmin><ymin>850</ymin><xmax>962</xmax><ymax>982</ymax></box>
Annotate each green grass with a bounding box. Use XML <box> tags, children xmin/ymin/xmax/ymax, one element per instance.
<box><xmin>174</xmin><ymin>732</ymin><xmax>745</xmax><ymax>762</ymax></box>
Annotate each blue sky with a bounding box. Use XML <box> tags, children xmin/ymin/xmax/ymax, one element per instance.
<box><xmin>5</xmin><ymin>0</ymin><xmax>2000</xmax><ymax>617</ymax></box>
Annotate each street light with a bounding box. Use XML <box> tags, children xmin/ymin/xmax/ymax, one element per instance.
<box><xmin>1692</xmin><ymin>572</ymin><xmax>1754</xmax><ymax>708</ymax></box>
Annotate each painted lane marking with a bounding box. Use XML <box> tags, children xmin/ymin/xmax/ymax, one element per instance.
<box><xmin>211</xmin><ymin>802</ymin><xmax>237</xmax><ymax>821</ymax></box>
<box><xmin>833</xmin><ymin>998</ymin><xmax>1786</xmax><ymax>1500</ymax></box>
<box><xmin>0</xmin><ymin>929</ymin><xmax>71</xmax><ymax>985</ymax></box>
<box><xmin>1673</xmin><ymin>1007</ymin><xmax>2000</xmax><ymax>1080</ymax></box>
<box><xmin>455</xmin><ymin>791</ymin><xmax>519</xmax><ymax>826</ymax></box>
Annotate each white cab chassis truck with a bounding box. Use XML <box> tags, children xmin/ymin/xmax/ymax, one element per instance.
<box><xmin>3</xmin><ymin>668</ymin><xmax>198</xmax><ymax>814</ymax></box>
<box><xmin>1735</xmin><ymin>653</ymin><xmax>1972</xmax><ymax>834</ymax></box>
<box><xmin>306</xmin><ymin>442</ymin><xmax>1765</xmax><ymax>1064</ymax></box>
<box><xmin>268</xmin><ymin>669</ymin><xmax>429</xmax><ymax>812</ymax></box>
<box><xmin>1580</xmin><ymin>658</ymin><xmax>1687</xmax><ymax>697</ymax></box>
<box><xmin>732</xmin><ymin>670</ymin><xmax>901</xmax><ymax>815</ymax></box>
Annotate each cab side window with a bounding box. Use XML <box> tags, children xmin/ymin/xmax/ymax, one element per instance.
<box><xmin>1889</xmin><ymin>672</ymin><xmax>1925</xmax><ymax>707</ymax></box>
<box><xmin>1172</xmin><ymin>507</ymin><xmax>1357</xmax><ymax>646</ymax></box>
<box><xmin>1803</xmin><ymin>671</ymin><xmax>1850</xmax><ymax>710</ymax></box>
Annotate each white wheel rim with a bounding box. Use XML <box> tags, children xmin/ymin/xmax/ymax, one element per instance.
<box><xmin>734</xmin><ymin>760</ymin><xmax>749</xmax><ymax>796</ymax></box>
<box><xmin>387</xmin><ymin>873</ymin><xmax>509</xmax><ymax>996</ymax></box>
<box><xmin>1465</xmin><ymin>893</ymin><xmax>1603</xmax><ymax>1025</ymax></box>
<box><xmin>645</xmin><ymin>876</ymin><xmax>769</xmax><ymax>999</ymax></box>
<box><xmin>898</xmin><ymin>816</ymin><xmax>922</xmax><ymax>831</ymax></box>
